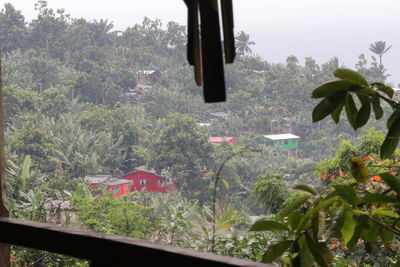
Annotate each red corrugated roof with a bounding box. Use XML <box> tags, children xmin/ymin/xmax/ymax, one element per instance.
<box><xmin>208</xmin><ymin>137</ymin><xmax>237</xmax><ymax>145</ymax></box>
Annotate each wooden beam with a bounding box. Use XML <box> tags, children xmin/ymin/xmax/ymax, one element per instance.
<box><xmin>0</xmin><ymin>218</ymin><xmax>271</xmax><ymax>267</ymax></box>
<box><xmin>220</xmin><ymin>0</ymin><xmax>235</xmax><ymax>63</ymax></box>
<box><xmin>199</xmin><ymin>0</ymin><xmax>226</xmax><ymax>103</ymax></box>
<box><xmin>0</xmin><ymin>58</ymin><xmax>10</xmax><ymax>267</ymax></box>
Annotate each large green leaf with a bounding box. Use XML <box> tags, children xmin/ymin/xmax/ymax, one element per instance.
<box><xmin>356</xmin><ymin>87</ymin><xmax>378</xmax><ymax>97</ymax></box>
<box><xmin>305</xmin><ymin>232</ymin><xmax>329</xmax><ymax>267</ymax></box>
<box><xmin>362</xmin><ymin>220</ymin><xmax>381</xmax><ymax>242</ymax></box>
<box><xmin>341</xmin><ymin>209</ymin><xmax>356</xmax><ymax>244</ymax></box>
<box><xmin>294</xmin><ymin>184</ymin><xmax>318</xmax><ymax>195</ymax></box>
<box><xmin>220</xmin><ymin>178</ymin><xmax>230</xmax><ymax>190</ymax></box>
<box><xmin>298</xmin><ymin>237</ymin><xmax>314</xmax><ymax>267</ymax></box>
<box><xmin>372</xmin><ymin>96</ymin><xmax>384</xmax><ymax>120</ymax></box>
<box><xmin>356</xmin><ymin>98</ymin><xmax>371</xmax><ymax>128</ymax></box>
<box><xmin>21</xmin><ymin>155</ymin><xmax>31</xmax><ymax>180</ymax></box>
<box><xmin>279</xmin><ymin>195</ymin><xmax>311</xmax><ymax>217</ymax></box>
<box><xmin>372</xmin><ymin>208</ymin><xmax>400</xmax><ymax>218</ymax></box>
<box><xmin>312</xmin><ymin>91</ymin><xmax>346</xmax><ymax>123</ymax></box>
<box><xmin>380</xmin><ymin>228</ymin><xmax>395</xmax><ymax>244</ymax></box>
<box><xmin>362</xmin><ymin>193</ymin><xmax>396</xmax><ymax>203</ymax></box>
<box><xmin>331</xmin><ymin>101</ymin><xmax>344</xmax><ymax>123</ymax></box>
<box><xmin>345</xmin><ymin>94</ymin><xmax>358</xmax><ymax>130</ymax></box>
<box><xmin>334</xmin><ymin>68</ymin><xmax>369</xmax><ymax>87</ymax></box>
<box><xmin>372</xmin><ymin>82</ymin><xmax>395</xmax><ymax>98</ymax></box>
<box><xmin>250</xmin><ymin>219</ymin><xmax>288</xmax><ymax>231</ymax></box>
<box><xmin>312</xmin><ymin>210</ymin><xmax>325</xmax><ymax>240</ymax></box>
<box><xmin>334</xmin><ymin>185</ymin><xmax>358</xmax><ymax>206</ymax></box>
<box><xmin>387</xmin><ymin>110</ymin><xmax>400</xmax><ymax>129</ymax></box>
<box><xmin>346</xmin><ymin>223</ymin><xmax>363</xmax><ymax>249</ymax></box>
<box><xmin>380</xmin><ymin>173</ymin><xmax>400</xmax><ymax>194</ymax></box>
<box><xmin>261</xmin><ymin>240</ymin><xmax>292</xmax><ymax>263</ymax></box>
<box><xmin>381</xmin><ymin>117</ymin><xmax>400</xmax><ymax>159</ymax></box>
<box><xmin>288</xmin><ymin>211</ymin><xmax>302</xmax><ymax>231</ymax></box>
<box><xmin>297</xmin><ymin>197</ymin><xmax>338</xmax><ymax>231</ymax></box>
<box><xmin>312</xmin><ymin>80</ymin><xmax>352</xmax><ymax>98</ymax></box>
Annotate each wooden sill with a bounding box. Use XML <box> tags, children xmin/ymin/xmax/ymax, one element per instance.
<box><xmin>0</xmin><ymin>217</ymin><xmax>271</xmax><ymax>267</ymax></box>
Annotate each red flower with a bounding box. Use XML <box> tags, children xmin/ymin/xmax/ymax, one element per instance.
<box><xmin>371</xmin><ymin>175</ymin><xmax>381</xmax><ymax>182</ymax></box>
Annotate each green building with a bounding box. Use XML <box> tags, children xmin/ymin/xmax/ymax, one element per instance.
<box><xmin>256</xmin><ymin>133</ymin><xmax>300</xmax><ymax>157</ymax></box>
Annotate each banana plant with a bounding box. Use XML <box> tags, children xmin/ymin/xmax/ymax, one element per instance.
<box><xmin>6</xmin><ymin>155</ymin><xmax>45</xmax><ymax>202</ymax></box>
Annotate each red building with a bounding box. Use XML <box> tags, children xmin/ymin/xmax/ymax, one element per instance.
<box><xmin>84</xmin><ymin>175</ymin><xmax>132</xmax><ymax>198</ymax></box>
<box><xmin>208</xmin><ymin>137</ymin><xmax>237</xmax><ymax>145</ymax></box>
<box><xmin>122</xmin><ymin>166</ymin><xmax>176</xmax><ymax>193</ymax></box>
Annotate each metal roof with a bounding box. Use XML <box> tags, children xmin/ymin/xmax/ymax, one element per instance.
<box><xmin>131</xmin><ymin>166</ymin><xmax>172</xmax><ymax>179</ymax></box>
<box><xmin>262</xmin><ymin>134</ymin><xmax>300</xmax><ymax>140</ymax></box>
<box><xmin>133</xmin><ymin>84</ymin><xmax>152</xmax><ymax>90</ymax></box>
<box><xmin>208</xmin><ymin>137</ymin><xmax>236</xmax><ymax>144</ymax></box>
<box><xmin>106</xmin><ymin>179</ymin><xmax>132</xmax><ymax>186</ymax></box>
<box><xmin>84</xmin><ymin>175</ymin><xmax>132</xmax><ymax>186</ymax></box>
<box><xmin>84</xmin><ymin>175</ymin><xmax>114</xmax><ymax>184</ymax></box>
<box><xmin>134</xmin><ymin>166</ymin><xmax>157</xmax><ymax>174</ymax></box>
<box><xmin>210</xmin><ymin>112</ymin><xmax>229</xmax><ymax>117</ymax></box>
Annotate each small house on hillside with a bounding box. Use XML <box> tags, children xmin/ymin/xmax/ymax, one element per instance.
<box><xmin>208</xmin><ymin>137</ymin><xmax>237</xmax><ymax>145</ymax></box>
<box><xmin>84</xmin><ymin>175</ymin><xmax>132</xmax><ymax>198</ymax></box>
<box><xmin>122</xmin><ymin>166</ymin><xmax>176</xmax><ymax>193</ymax></box>
<box><xmin>256</xmin><ymin>133</ymin><xmax>300</xmax><ymax>158</ymax></box>
<box><xmin>137</xmin><ymin>70</ymin><xmax>162</xmax><ymax>83</ymax></box>
<box><xmin>209</xmin><ymin>112</ymin><xmax>230</xmax><ymax>122</ymax></box>
<box><xmin>126</xmin><ymin>83</ymin><xmax>153</xmax><ymax>103</ymax></box>
<box><xmin>197</xmin><ymin>122</ymin><xmax>211</xmax><ymax>127</ymax></box>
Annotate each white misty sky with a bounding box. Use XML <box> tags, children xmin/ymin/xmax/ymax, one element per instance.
<box><xmin>4</xmin><ymin>0</ymin><xmax>400</xmax><ymax>83</ymax></box>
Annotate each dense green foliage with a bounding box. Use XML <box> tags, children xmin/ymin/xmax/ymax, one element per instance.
<box><xmin>251</xmin><ymin>135</ymin><xmax>400</xmax><ymax>266</ymax></box>
<box><xmin>248</xmin><ymin>70</ymin><xmax>400</xmax><ymax>266</ymax></box>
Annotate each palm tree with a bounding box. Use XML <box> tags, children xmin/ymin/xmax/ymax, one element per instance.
<box><xmin>235</xmin><ymin>31</ymin><xmax>255</xmax><ymax>56</ymax></box>
<box><xmin>369</xmin><ymin>41</ymin><xmax>392</xmax><ymax>65</ymax></box>
<box><xmin>92</xmin><ymin>19</ymin><xmax>114</xmax><ymax>46</ymax></box>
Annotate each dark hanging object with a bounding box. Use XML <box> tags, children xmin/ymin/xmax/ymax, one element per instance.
<box><xmin>183</xmin><ymin>0</ymin><xmax>235</xmax><ymax>103</ymax></box>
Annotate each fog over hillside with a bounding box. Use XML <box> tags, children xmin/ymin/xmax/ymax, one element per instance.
<box><xmin>7</xmin><ymin>0</ymin><xmax>400</xmax><ymax>83</ymax></box>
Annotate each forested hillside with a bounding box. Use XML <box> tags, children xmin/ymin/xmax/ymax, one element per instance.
<box><xmin>1</xmin><ymin>1</ymin><xmax>399</xmax><ymax>266</ymax></box>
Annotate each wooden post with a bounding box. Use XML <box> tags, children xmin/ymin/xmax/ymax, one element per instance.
<box><xmin>0</xmin><ymin>58</ymin><xmax>10</xmax><ymax>266</ymax></box>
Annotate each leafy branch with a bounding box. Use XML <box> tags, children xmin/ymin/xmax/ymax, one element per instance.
<box><xmin>312</xmin><ymin>68</ymin><xmax>400</xmax><ymax>159</ymax></box>
<box><xmin>250</xmin><ymin>165</ymin><xmax>400</xmax><ymax>266</ymax></box>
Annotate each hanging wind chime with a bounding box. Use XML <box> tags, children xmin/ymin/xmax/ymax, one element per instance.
<box><xmin>183</xmin><ymin>0</ymin><xmax>235</xmax><ymax>103</ymax></box>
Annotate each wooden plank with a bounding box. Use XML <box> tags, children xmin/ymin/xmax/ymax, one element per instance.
<box><xmin>0</xmin><ymin>58</ymin><xmax>10</xmax><ymax>267</ymax></box>
<box><xmin>0</xmin><ymin>217</ymin><xmax>271</xmax><ymax>267</ymax></box>
<box><xmin>220</xmin><ymin>0</ymin><xmax>236</xmax><ymax>63</ymax></box>
<box><xmin>184</xmin><ymin>0</ymin><xmax>202</xmax><ymax>86</ymax></box>
<box><xmin>199</xmin><ymin>0</ymin><xmax>226</xmax><ymax>103</ymax></box>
